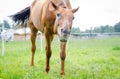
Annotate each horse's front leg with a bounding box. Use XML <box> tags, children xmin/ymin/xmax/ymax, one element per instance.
<box><xmin>60</xmin><ymin>42</ymin><xmax>66</xmax><ymax>75</ymax></box>
<box><xmin>45</xmin><ymin>32</ymin><xmax>53</xmax><ymax>73</ymax></box>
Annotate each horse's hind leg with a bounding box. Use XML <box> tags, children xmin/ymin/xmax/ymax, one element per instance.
<box><xmin>29</xmin><ymin>23</ymin><xmax>38</xmax><ymax>66</ymax></box>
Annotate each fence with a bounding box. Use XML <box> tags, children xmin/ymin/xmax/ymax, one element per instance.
<box><xmin>71</xmin><ymin>33</ymin><xmax>120</xmax><ymax>39</ymax></box>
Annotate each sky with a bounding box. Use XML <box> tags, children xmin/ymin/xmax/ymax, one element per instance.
<box><xmin>0</xmin><ymin>0</ymin><xmax>120</xmax><ymax>31</ymax></box>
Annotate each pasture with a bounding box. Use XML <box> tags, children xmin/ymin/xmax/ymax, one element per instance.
<box><xmin>0</xmin><ymin>37</ymin><xmax>120</xmax><ymax>79</ymax></box>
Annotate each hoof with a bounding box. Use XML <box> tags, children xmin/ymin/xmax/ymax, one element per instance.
<box><xmin>30</xmin><ymin>64</ymin><xmax>34</xmax><ymax>66</ymax></box>
<box><xmin>46</xmin><ymin>68</ymin><xmax>50</xmax><ymax>74</ymax></box>
<box><xmin>60</xmin><ymin>71</ymin><xmax>65</xmax><ymax>76</ymax></box>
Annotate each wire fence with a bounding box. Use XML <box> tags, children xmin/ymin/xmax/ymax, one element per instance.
<box><xmin>70</xmin><ymin>32</ymin><xmax>120</xmax><ymax>39</ymax></box>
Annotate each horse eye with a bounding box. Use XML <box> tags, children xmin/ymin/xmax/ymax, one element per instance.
<box><xmin>57</xmin><ymin>13</ymin><xmax>61</xmax><ymax>17</ymax></box>
<box><xmin>72</xmin><ymin>17</ymin><xmax>75</xmax><ymax>20</ymax></box>
<box><xmin>57</xmin><ymin>24</ymin><xmax>59</xmax><ymax>26</ymax></box>
<box><xmin>63</xmin><ymin>6</ymin><xmax>66</xmax><ymax>8</ymax></box>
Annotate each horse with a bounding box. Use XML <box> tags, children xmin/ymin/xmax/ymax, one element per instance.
<box><xmin>10</xmin><ymin>0</ymin><xmax>79</xmax><ymax>75</ymax></box>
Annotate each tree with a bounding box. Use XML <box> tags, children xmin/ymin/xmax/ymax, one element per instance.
<box><xmin>92</xmin><ymin>25</ymin><xmax>114</xmax><ymax>33</ymax></box>
<box><xmin>71</xmin><ymin>27</ymin><xmax>80</xmax><ymax>33</ymax></box>
<box><xmin>104</xmin><ymin>25</ymin><xmax>114</xmax><ymax>33</ymax></box>
<box><xmin>114</xmin><ymin>22</ymin><xmax>120</xmax><ymax>32</ymax></box>
<box><xmin>0</xmin><ymin>22</ymin><xmax>2</xmax><ymax>33</ymax></box>
<box><xmin>93</xmin><ymin>27</ymin><xmax>101</xmax><ymax>33</ymax></box>
<box><xmin>3</xmin><ymin>20</ymin><xmax>10</xmax><ymax>29</ymax></box>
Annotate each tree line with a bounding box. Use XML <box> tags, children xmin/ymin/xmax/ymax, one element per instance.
<box><xmin>71</xmin><ymin>21</ymin><xmax>120</xmax><ymax>33</ymax></box>
<box><xmin>0</xmin><ymin>20</ymin><xmax>10</xmax><ymax>33</ymax></box>
<box><xmin>85</xmin><ymin>22</ymin><xmax>120</xmax><ymax>33</ymax></box>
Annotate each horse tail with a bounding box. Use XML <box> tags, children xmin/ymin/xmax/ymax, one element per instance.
<box><xmin>9</xmin><ymin>6</ymin><xmax>30</xmax><ymax>28</ymax></box>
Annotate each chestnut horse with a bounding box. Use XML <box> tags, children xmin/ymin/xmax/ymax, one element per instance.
<box><xmin>10</xmin><ymin>0</ymin><xmax>79</xmax><ymax>75</ymax></box>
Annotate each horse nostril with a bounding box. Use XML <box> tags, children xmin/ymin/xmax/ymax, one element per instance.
<box><xmin>61</xmin><ymin>29</ymin><xmax>63</xmax><ymax>32</ymax></box>
<box><xmin>62</xmin><ymin>30</ymin><xmax>70</xmax><ymax>34</ymax></box>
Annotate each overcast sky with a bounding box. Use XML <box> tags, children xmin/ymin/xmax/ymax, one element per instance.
<box><xmin>0</xmin><ymin>0</ymin><xmax>120</xmax><ymax>31</ymax></box>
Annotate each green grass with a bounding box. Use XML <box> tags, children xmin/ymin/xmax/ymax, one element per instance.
<box><xmin>0</xmin><ymin>37</ymin><xmax>120</xmax><ymax>79</ymax></box>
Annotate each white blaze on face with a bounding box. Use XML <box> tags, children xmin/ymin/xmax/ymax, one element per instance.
<box><xmin>64</xmin><ymin>17</ymin><xmax>69</xmax><ymax>28</ymax></box>
<box><xmin>58</xmin><ymin>21</ymin><xmax>70</xmax><ymax>40</ymax></box>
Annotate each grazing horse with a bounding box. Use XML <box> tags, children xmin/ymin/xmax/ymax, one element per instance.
<box><xmin>10</xmin><ymin>0</ymin><xmax>79</xmax><ymax>75</ymax></box>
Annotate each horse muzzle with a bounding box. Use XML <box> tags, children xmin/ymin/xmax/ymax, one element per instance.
<box><xmin>59</xmin><ymin>31</ymin><xmax>70</xmax><ymax>42</ymax></box>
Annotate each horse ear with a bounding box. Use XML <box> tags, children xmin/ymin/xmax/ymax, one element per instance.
<box><xmin>51</xmin><ymin>1</ymin><xmax>58</xmax><ymax>10</ymax></box>
<box><xmin>72</xmin><ymin>7</ymin><xmax>79</xmax><ymax>13</ymax></box>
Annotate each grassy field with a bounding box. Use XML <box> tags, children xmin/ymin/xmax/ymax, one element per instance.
<box><xmin>0</xmin><ymin>37</ymin><xmax>120</xmax><ymax>79</ymax></box>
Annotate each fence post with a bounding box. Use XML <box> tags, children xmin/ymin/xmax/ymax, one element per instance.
<box><xmin>40</xmin><ymin>32</ymin><xmax>42</xmax><ymax>52</ymax></box>
<box><xmin>2</xmin><ymin>21</ymin><xmax>4</xmax><ymax>56</ymax></box>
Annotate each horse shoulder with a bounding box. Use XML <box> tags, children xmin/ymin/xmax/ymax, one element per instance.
<box><xmin>41</xmin><ymin>1</ymin><xmax>56</xmax><ymax>27</ymax></box>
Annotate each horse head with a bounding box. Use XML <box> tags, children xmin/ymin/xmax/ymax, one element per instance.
<box><xmin>51</xmin><ymin>2</ymin><xmax>79</xmax><ymax>42</ymax></box>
